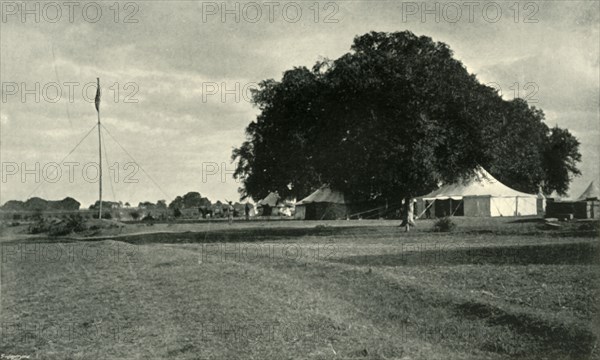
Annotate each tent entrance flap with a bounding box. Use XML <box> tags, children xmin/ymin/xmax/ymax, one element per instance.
<box><xmin>433</xmin><ymin>198</ymin><xmax>463</xmax><ymax>217</ymax></box>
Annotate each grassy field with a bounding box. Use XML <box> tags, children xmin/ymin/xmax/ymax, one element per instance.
<box><xmin>0</xmin><ymin>218</ymin><xmax>598</xmax><ymax>359</ymax></box>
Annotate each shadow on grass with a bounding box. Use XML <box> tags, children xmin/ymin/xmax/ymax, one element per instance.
<box><xmin>507</xmin><ymin>218</ymin><xmax>546</xmax><ymax>224</ymax></box>
<box><xmin>273</xmin><ymin>260</ymin><xmax>597</xmax><ymax>359</ymax></box>
<box><xmin>334</xmin><ymin>242</ymin><xmax>600</xmax><ymax>266</ymax></box>
<box><xmin>10</xmin><ymin>226</ymin><xmax>368</xmax><ymax>245</ymax></box>
<box><xmin>455</xmin><ymin>301</ymin><xmax>596</xmax><ymax>357</ymax></box>
<box><xmin>6</xmin><ymin>221</ymin><xmax>597</xmax><ymax>247</ymax></box>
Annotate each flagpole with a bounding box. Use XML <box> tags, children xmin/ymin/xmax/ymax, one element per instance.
<box><xmin>96</xmin><ymin>78</ymin><xmax>102</xmax><ymax>220</ymax></box>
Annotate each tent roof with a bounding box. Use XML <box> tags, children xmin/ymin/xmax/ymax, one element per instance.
<box><xmin>420</xmin><ymin>167</ymin><xmax>537</xmax><ymax>200</ymax></box>
<box><xmin>257</xmin><ymin>192</ymin><xmax>280</xmax><ymax>207</ymax></box>
<box><xmin>548</xmin><ymin>190</ymin><xmax>573</xmax><ymax>201</ymax></box>
<box><xmin>577</xmin><ymin>181</ymin><xmax>600</xmax><ymax>201</ymax></box>
<box><xmin>297</xmin><ymin>186</ymin><xmax>346</xmax><ymax>205</ymax></box>
<box><xmin>548</xmin><ymin>190</ymin><xmax>562</xmax><ymax>199</ymax></box>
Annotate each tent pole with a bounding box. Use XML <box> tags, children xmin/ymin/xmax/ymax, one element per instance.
<box><xmin>416</xmin><ymin>199</ymin><xmax>435</xmax><ymax>219</ymax></box>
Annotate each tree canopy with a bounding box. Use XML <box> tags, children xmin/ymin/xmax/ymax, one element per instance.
<box><xmin>232</xmin><ymin>31</ymin><xmax>581</xmax><ymax>201</ymax></box>
<box><xmin>168</xmin><ymin>191</ymin><xmax>212</xmax><ymax>210</ymax></box>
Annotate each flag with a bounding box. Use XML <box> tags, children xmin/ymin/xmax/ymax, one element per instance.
<box><xmin>94</xmin><ymin>78</ymin><xmax>101</xmax><ymax>112</ymax></box>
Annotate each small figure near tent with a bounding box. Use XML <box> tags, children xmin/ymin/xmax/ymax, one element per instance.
<box><xmin>245</xmin><ymin>202</ymin><xmax>250</xmax><ymax>221</ymax></box>
<box><xmin>262</xmin><ymin>204</ymin><xmax>272</xmax><ymax>216</ymax></box>
<box><xmin>399</xmin><ymin>198</ymin><xmax>416</xmax><ymax>232</ymax></box>
<box><xmin>227</xmin><ymin>201</ymin><xmax>234</xmax><ymax>225</ymax></box>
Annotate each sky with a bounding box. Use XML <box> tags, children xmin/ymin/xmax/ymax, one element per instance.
<box><xmin>0</xmin><ymin>0</ymin><xmax>598</xmax><ymax>207</ymax></box>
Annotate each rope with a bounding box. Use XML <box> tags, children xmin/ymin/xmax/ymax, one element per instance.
<box><xmin>101</xmin><ymin>123</ymin><xmax>171</xmax><ymax>200</ymax></box>
<box><xmin>415</xmin><ymin>198</ymin><xmax>462</xmax><ymax>218</ymax></box>
<box><xmin>347</xmin><ymin>200</ymin><xmax>405</xmax><ymax>219</ymax></box>
<box><xmin>450</xmin><ymin>199</ymin><xmax>463</xmax><ymax>216</ymax></box>
<box><xmin>416</xmin><ymin>199</ymin><xmax>436</xmax><ymax>219</ymax></box>
<box><xmin>27</xmin><ymin>124</ymin><xmax>97</xmax><ymax>198</ymax></box>
<box><xmin>51</xmin><ymin>43</ymin><xmax>72</xmax><ymax>128</ymax></box>
<box><xmin>101</xmin><ymin>126</ymin><xmax>117</xmax><ymax>203</ymax></box>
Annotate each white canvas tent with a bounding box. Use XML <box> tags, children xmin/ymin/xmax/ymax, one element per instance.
<box><xmin>295</xmin><ymin>186</ymin><xmax>349</xmax><ymax>220</ymax></box>
<box><xmin>419</xmin><ymin>167</ymin><xmax>538</xmax><ymax>217</ymax></box>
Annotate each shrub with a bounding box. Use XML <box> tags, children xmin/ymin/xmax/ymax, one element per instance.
<box><xmin>433</xmin><ymin>217</ymin><xmax>456</xmax><ymax>232</ymax></box>
<box><xmin>29</xmin><ymin>215</ymin><xmax>86</xmax><ymax>236</ymax></box>
<box><xmin>577</xmin><ymin>220</ymin><xmax>600</xmax><ymax>234</ymax></box>
<box><xmin>29</xmin><ymin>218</ymin><xmax>51</xmax><ymax>234</ymax></box>
<box><xmin>32</xmin><ymin>210</ymin><xmax>43</xmax><ymax>221</ymax></box>
<box><xmin>141</xmin><ymin>215</ymin><xmax>155</xmax><ymax>225</ymax></box>
<box><xmin>49</xmin><ymin>215</ymin><xmax>86</xmax><ymax>236</ymax></box>
<box><xmin>173</xmin><ymin>208</ymin><xmax>182</xmax><ymax>218</ymax></box>
<box><xmin>130</xmin><ymin>211</ymin><xmax>140</xmax><ymax>220</ymax></box>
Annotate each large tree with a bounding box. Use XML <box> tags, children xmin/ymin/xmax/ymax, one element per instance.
<box><xmin>542</xmin><ymin>127</ymin><xmax>582</xmax><ymax>196</ymax></box>
<box><xmin>232</xmin><ymin>31</ymin><xmax>581</xmax><ymax>213</ymax></box>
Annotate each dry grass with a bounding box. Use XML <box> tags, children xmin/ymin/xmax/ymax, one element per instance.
<box><xmin>0</xmin><ymin>218</ymin><xmax>598</xmax><ymax>359</ymax></box>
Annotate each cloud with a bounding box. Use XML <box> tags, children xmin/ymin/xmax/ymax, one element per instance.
<box><xmin>1</xmin><ymin>0</ymin><xmax>598</xmax><ymax>205</ymax></box>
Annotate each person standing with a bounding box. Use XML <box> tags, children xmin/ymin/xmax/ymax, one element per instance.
<box><xmin>227</xmin><ymin>201</ymin><xmax>234</xmax><ymax>225</ymax></box>
<box><xmin>399</xmin><ymin>198</ymin><xmax>416</xmax><ymax>232</ymax></box>
<box><xmin>245</xmin><ymin>202</ymin><xmax>250</xmax><ymax>221</ymax></box>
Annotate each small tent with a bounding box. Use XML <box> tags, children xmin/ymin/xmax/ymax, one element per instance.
<box><xmin>256</xmin><ymin>192</ymin><xmax>281</xmax><ymax>216</ymax></box>
<box><xmin>295</xmin><ymin>186</ymin><xmax>349</xmax><ymax>220</ymax></box>
<box><xmin>577</xmin><ymin>181</ymin><xmax>599</xmax><ymax>201</ymax></box>
<box><xmin>419</xmin><ymin>167</ymin><xmax>538</xmax><ymax>217</ymax></box>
